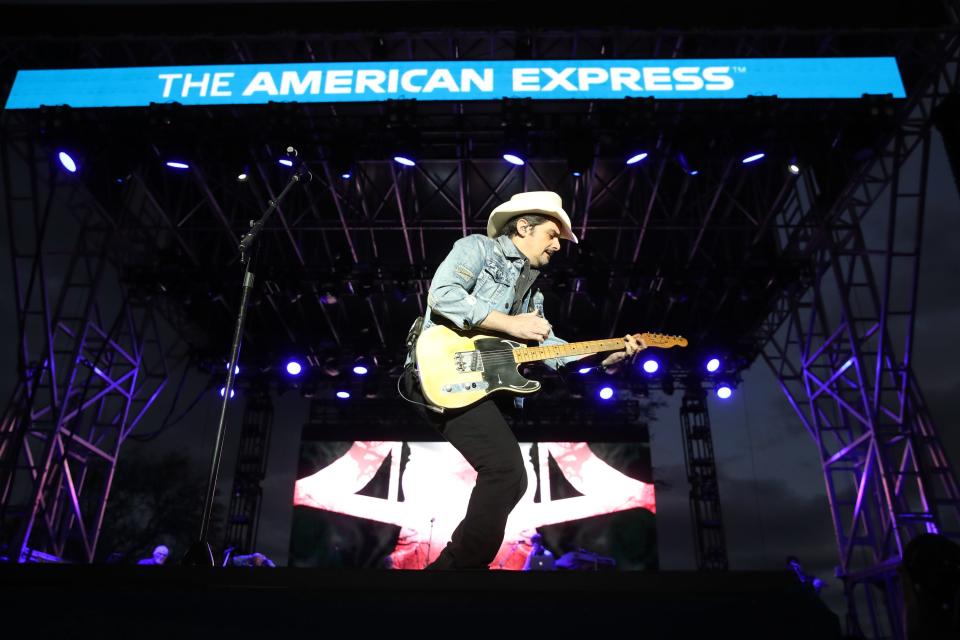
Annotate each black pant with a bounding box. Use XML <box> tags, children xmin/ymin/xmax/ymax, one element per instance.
<box><xmin>402</xmin><ymin>368</ymin><xmax>528</xmax><ymax>569</ymax></box>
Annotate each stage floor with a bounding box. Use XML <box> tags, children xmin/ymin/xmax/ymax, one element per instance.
<box><xmin>0</xmin><ymin>565</ymin><xmax>841</xmax><ymax>638</ymax></box>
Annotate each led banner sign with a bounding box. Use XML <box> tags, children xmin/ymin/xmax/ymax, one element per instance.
<box><xmin>4</xmin><ymin>57</ymin><xmax>905</xmax><ymax>109</ymax></box>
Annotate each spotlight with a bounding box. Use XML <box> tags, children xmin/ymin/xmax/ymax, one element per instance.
<box><xmin>741</xmin><ymin>152</ymin><xmax>766</xmax><ymax>164</ymax></box>
<box><xmin>598</xmin><ymin>386</ymin><xmax>615</xmax><ymax>400</ymax></box>
<box><xmin>165</xmin><ymin>161</ymin><xmax>190</xmax><ymax>170</ymax></box>
<box><xmin>788</xmin><ymin>163</ymin><xmax>800</xmax><ymax>175</ymax></box>
<box><xmin>706</xmin><ymin>358</ymin><xmax>721</xmax><ymax>373</ymax></box>
<box><xmin>353</xmin><ymin>365</ymin><xmax>368</xmax><ymax>375</ymax></box>
<box><xmin>642</xmin><ymin>359</ymin><xmax>659</xmax><ymax>374</ymax></box>
<box><xmin>502</xmin><ymin>153</ymin><xmax>525</xmax><ymax>166</ymax></box>
<box><xmin>578</xmin><ymin>367</ymin><xmax>592</xmax><ymax>375</ymax></box>
<box><xmin>225</xmin><ymin>363</ymin><xmax>240</xmax><ymax>375</ymax></box>
<box><xmin>237</xmin><ymin>173</ymin><xmax>249</xmax><ymax>182</ymax></box>
<box><xmin>626</xmin><ymin>152</ymin><xmax>648</xmax><ymax>165</ymax></box>
<box><xmin>572</xmin><ymin>171</ymin><xmax>582</xmax><ymax>177</ymax></box>
<box><xmin>219</xmin><ymin>386</ymin><xmax>236</xmax><ymax>399</ymax></box>
<box><xmin>278</xmin><ymin>158</ymin><xmax>294</xmax><ymax>167</ymax></box>
<box><xmin>341</xmin><ymin>172</ymin><xmax>352</xmax><ymax>179</ymax></box>
<box><xmin>285</xmin><ymin>360</ymin><xmax>303</xmax><ymax>376</ymax></box>
<box><xmin>677</xmin><ymin>152</ymin><xmax>698</xmax><ymax>176</ymax></box>
<box><xmin>716</xmin><ymin>384</ymin><xmax>733</xmax><ymax>399</ymax></box>
<box><xmin>393</xmin><ymin>156</ymin><xmax>416</xmax><ymax>167</ymax></box>
<box><xmin>336</xmin><ymin>391</ymin><xmax>351</xmax><ymax>399</ymax></box>
<box><xmin>57</xmin><ymin>151</ymin><xmax>78</xmax><ymax>173</ymax></box>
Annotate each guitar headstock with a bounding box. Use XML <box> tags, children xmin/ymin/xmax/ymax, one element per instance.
<box><xmin>636</xmin><ymin>332</ymin><xmax>688</xmax><ymax>349</ymax></box>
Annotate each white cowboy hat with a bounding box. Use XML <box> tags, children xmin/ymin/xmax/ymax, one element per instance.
<box><xmin>486</xmin><ymin>191</ymin><xmax>578</xmax><ymax>244</ymax></box>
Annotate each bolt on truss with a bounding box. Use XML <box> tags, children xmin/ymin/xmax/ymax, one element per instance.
<box><xmin>761</xmin><ymin>41</ymin><xmax>960</xmax><ymax>639</ymax></box>
<box><xmin>0</xmin><ymin>131</ymin><xmax>172</xmax><ymax>563</ymax></box>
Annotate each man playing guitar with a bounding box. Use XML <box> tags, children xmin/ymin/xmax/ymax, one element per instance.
<box><xmin>400</xmin><ymin>191</ymin><xmax>640</xmax><ymax>570</ymax></box>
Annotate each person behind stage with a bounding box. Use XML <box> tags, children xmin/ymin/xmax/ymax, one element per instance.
<box><xmin>401</xmin><ymin>191</ymin><xmax>640</xmax><ymax>570</ymax></box>
<box><xmin>137</xmin><ymin>544</ymin><xmax>170</xmax><ymax>565</ymax></box>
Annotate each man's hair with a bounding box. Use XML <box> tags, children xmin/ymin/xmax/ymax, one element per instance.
<box><xmin>496</xmin><ymin>214</ymin><xmax>553</xmax><ymax>238</ymax></box>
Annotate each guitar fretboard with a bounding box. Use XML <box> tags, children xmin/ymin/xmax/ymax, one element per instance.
<box><xmin>513</xmin><ymin>338</ymin><xmax>627</xmax><ymax>364</ymax></box>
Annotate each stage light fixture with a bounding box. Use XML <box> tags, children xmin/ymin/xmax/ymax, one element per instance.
<box><xmin>353</xmin><ymin>365</ymin><xmax>368</xmax><ymax>375</ymax></box>
<box><xmin>626</xmin><ymin>152</ymin><xmax>648</xmax><ymax>165</ymax></box>
<box><xmin>336</xmin><ymin>391</ymin><xmax>351</xmax><ymax>399</ymax></box>
<box><xmin>716</xmin><ymin>384</ymin><xmax>733</xmax><ymax>399</ymax></box>
<box><xmin>393</xmin><ymin>155</ymin><xmax>416</xmax><ymax>167</ymax></box>
<box><xmin>165</xmin><ymin>161</ymin><xmax>190</xmax><ymax>170</ymax></box>
<box><xmin>219</xmin><ymin>387</ymin><xmax>236</xmax><ymax>399</ymax></box>
<box><xmin>642</xmin><ymin>359</ymin><xmax>659</xmax><ymax>374</ymax></box>
<box><xmin>502</xmin><ymin>153</ymin><xmax>525</xmax><ymax>166</ymax></box>
<box><xmin>285</xmin><ymin>360</ymin><xmax>303</xmax><ymax>376</ymax></box>
<box><xmin>788</xmin><ymin>163</ymin><xmax>800</xmax><ymax>175</ymax></box>
<box><xmin>741</xmin><ymin>152</ymin><xmax>766</xmax><ymax>164</ymax></box>
<box><xmin>237</xmin><ymin>172</ymin><xmax>249</xmax><ymax>182</ymax></box>
<box><xmin>706</xmin><ymin>358</ymin><xmax>721</xmax><ymax>373</ymax></box>
<box><xmin>278</xmin><ymin>158</ymin><xmax>294</xmax><ymax>167</ymax></box>
<box><xmin>598</xmin><ymin>386</ymin><xmax>615</xmax><ymax>400</ymax></box>
<box><xmin>57</xmin><ymin>151</ymin><xmax>78</xmax><ymax>173</ymax></box>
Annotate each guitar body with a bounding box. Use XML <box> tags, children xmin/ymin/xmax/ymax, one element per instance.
<box><xmin>415</xmin><ymin>325</ymin><xmax>539</xmax><ymax>410</ymax></box>
<box><xmin>413</xmin><ymin>323</ymin><xmax>687</xmax><ymax>411</ymax></box>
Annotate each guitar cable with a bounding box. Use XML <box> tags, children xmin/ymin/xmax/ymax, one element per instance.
<box><xmin>397</xmin><ymin>367</ymin><xmax>445</xmax><ymax>414</ymax></box>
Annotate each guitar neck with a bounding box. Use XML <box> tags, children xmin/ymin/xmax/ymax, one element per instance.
<box><xmin>513</xmin><ymin>338</ymin><xmax>627</xmax><ymax>364</ymax></box>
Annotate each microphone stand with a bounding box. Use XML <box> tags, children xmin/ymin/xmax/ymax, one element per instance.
<box><xmin>184</xmin><ymin>148</ymin><xmax>312</xmax><ymax>565</ymax></box>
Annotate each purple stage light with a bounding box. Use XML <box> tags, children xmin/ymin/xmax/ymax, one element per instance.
<box><xmin>219</xmin><ymin>386</ymin><xmax>236</xmax><ymax>399</ymax></box>
<box><xmin>741</xmin><ymin>152</ymin><xmax>766</xmax><ymax>164</ymax></box>
<box><xmin>626</xmin><ymin>152</ymin><xmax>648</xmax><ymax>165</ymax></box>
<box><xmin>716</xmin><ymin>385</ymin><xmax>733</xmax><ymax>399</ymax></box>
<box><xmin>642</xmin><ymin>359</ymin><xmax>659</xmax><ymax>374</ymax></box>
<box><xmin>58</xmin><ymin>152</ymin><xmax>78</xmax><ymax>173</ymax></box>
<box><xmin>706</xmin><ymin>358</ymin><xmax>721</xmax><ymax>373</ymax></box>
<box><xmin>165</xmin><ymin>161</ymin><xmax>189</xmax><ymax>170</ymax></box>
<box><xmin>336</xmin><ymin>391</ymin><xmax>351</xmax><ymax>399</ymax></box>
<box><xmin>353</xmin><ymin>365</ymin><xmax>368</xmax><ymax>375</ymax></box>
<box><xmin>598</xmin><ymin>386</ymin><xmax>614</xmax><ymax>400</ymax></box>
<box><xmin>393</xmin><ymin>156</ymin><xmax>416</xmax><ymax>167</ymax></box>
<box><xmin>278</xmin><ymin>158</ymin><xmax>294</xmax><ymax>167</ymax></box>
<box><xmin>285</xmin><ymin>360</ymin><xmax>303</xmax><ymax>376</ymax></box>
<box><xmin>578</xmin><ymin>367</ymin><xmax>592</xmax><ymax>375</ymax></box>
<box><xmin>502</xmin><ymin>153</ymin><xmax>525</xmax><ymax>166</ymax></box>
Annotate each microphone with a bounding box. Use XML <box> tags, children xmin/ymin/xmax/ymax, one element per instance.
<box><xmin>286</xmin><ymin>146</ymin><xmax>313</xmax><ymax>182</ymax></box>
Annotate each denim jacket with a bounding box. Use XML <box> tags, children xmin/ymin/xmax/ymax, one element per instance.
<box><xmin>406</xmin><ymin>234</ymin><xmax>580</xmax><ymax>376</ymax></box>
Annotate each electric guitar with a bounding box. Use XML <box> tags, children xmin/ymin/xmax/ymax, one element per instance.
<box><xmin>415</xmin><ymin>324</ymin><xmax>688</xmax><ymax>410</ymax></box>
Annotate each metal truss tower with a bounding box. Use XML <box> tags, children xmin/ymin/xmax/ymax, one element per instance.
<box><xmin>680</xmin><ymin>387</ymin><xmax>729</xmax><ymax>571</ymax></box>
<box><xmin>761</xmin><ymin>42</ymin><xmax>960</xmax><ymax>639</ymax></box>
<box><xmin>223</xmin><ymin>381</ymin><xmax>273</xmax><ymax>555</ymax></box>
<box><xmin>0</xmin><ymin>132</ymin><xmax>171</xmax><ymax>562</ymax></box>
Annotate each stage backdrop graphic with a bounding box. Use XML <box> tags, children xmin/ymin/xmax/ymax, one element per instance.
<box><xmin>289</xmin><ymin>437</ymin><xmax>656</xmax><ymax>570</ymax></box>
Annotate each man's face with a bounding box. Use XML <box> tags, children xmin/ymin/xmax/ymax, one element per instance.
<box><xmin>513</xmin><ymin>218</ymin><xmax>562</xmax><ymax>268</ymax></box>
<box><xmin>153</xmin><ymin>546</ymin><xmax>169</xmax><ymax>564</ymax></box>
